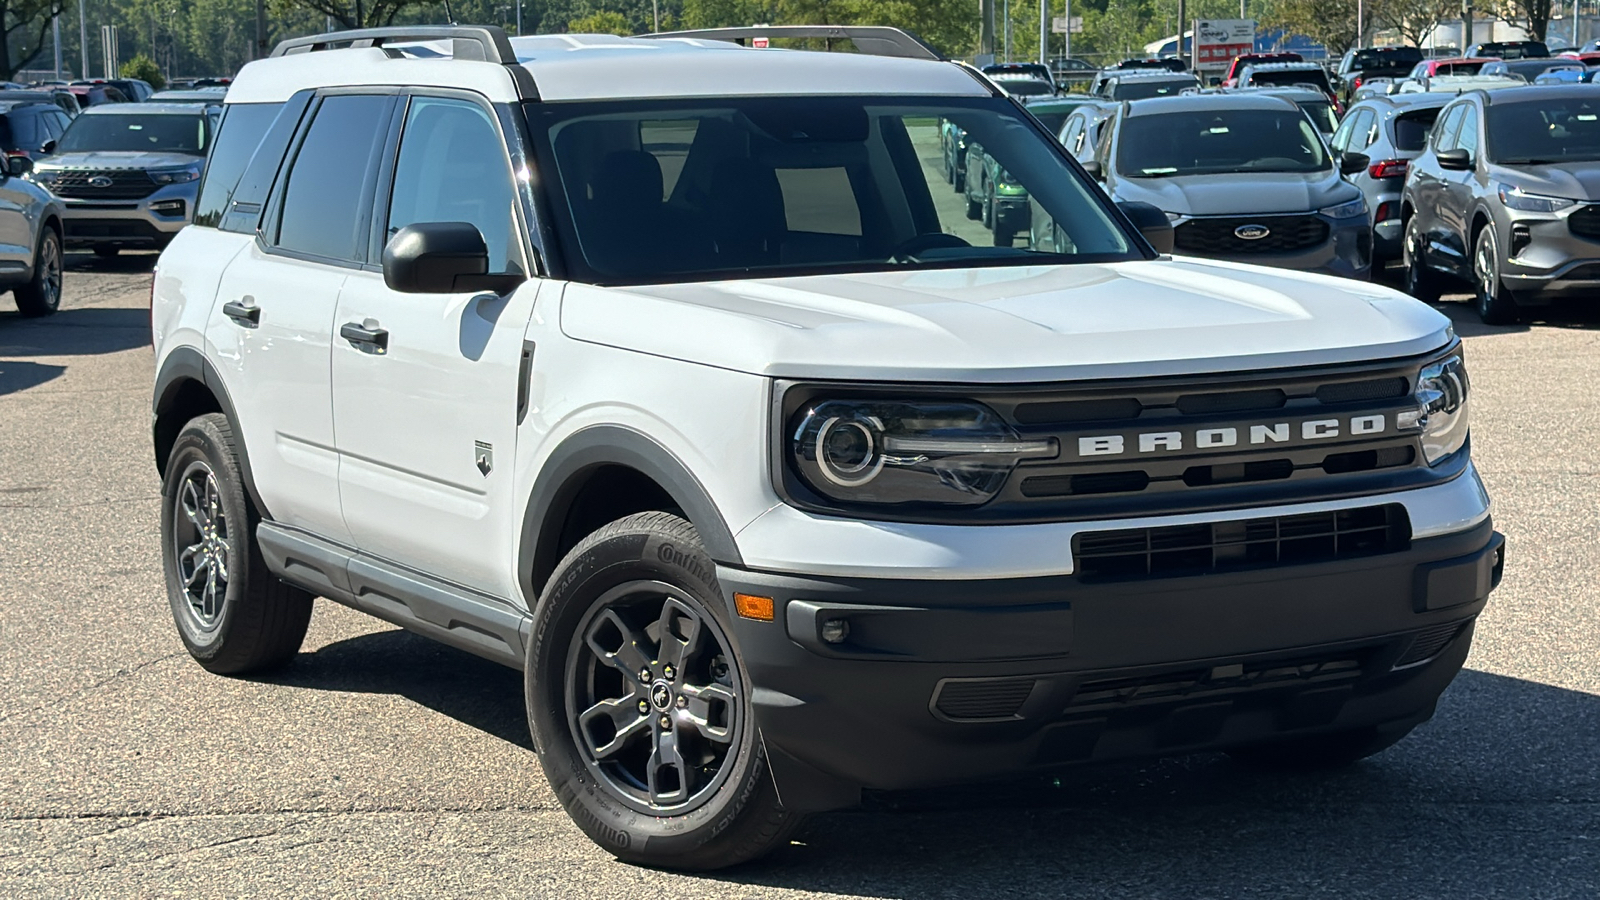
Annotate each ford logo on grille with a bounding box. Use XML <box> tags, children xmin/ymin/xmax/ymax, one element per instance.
<box><xmin>87</xmin><ymin>175</ymin><xmax>114</xmax><ymax>188</ymax></box>
<box><xmin>1234</xmin><ymin>223</ymin><xmax>1271</xmax><ymax>241</ymax></box>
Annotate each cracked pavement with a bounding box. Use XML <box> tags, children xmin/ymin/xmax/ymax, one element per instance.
<box><xmin>0</xmin><ymin>256</ymin><xmax>1595</xmax><ymax>898</ymax></box>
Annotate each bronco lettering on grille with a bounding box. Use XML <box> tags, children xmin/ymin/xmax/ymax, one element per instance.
<box><xmin>1072</xmin><ymin>413</ymin><xmax>1396</xmax><ymax>459</ymax></box>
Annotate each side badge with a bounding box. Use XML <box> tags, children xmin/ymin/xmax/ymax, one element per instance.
<box><xmin>475</xmin><ymin>441</ymin><xmax>493</xmax><ymax>476</ymax></box>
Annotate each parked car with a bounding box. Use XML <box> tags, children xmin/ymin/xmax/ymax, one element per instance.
<box><xmin>940</xmin><ymin>118</ymin><xmax>969</xmax><ymax>189</ymax></box>
<box><xmin>1331</xmin><ymin>93</ymin><xmax>1452</xmax><ymax>262</ymax></box>
<box><xmin>1084</xmin><ymin>92</ymin><xmax>1370</xmax><ymax>278</ymax></box>
<box><xmin>1018</xmin><ymin>95</ymin><xmax>1101</xmax><ymax>136</ymax></box>
<box><xmin>1235</xmin><ymin>61</ymin><xmax>1342</xmax><ymax>111</ymax></box>
<box><xmin>1050</xmin><ymin>56</ymin><xmax>1098</xmax><ymax>82</ymax></box>
<box><xmin>993</xmin><ymin>77</ymin><xmax>1056</xmax><ymax>99</ymax></box>
<box><xmin>71</xmin><ymin>78</ymin><xmax>153</xmax><ymax>102</ymax></box>
<box><xmin>1221</xmin><ymin>52</ymin><xmax>1303</xmax><ymax>87</ymax></box>
<box><xmin>1335</xmin><ymin>45</ymin><xmax>1426</xmax><ymax>103</ymax></box>
<box><xmin>31</xmin><ymin>103</ymin><xmax>216</xmax><ymax>255</ymax></box>
<box><xmin>0</xmin><ymin>152</ymin><xmax>63</xmax><ymax>317</ymax></box>
<box><xmin>1534</xmin><ymin>67</ymin><xmax>1598</xmax><ymax>84</ymax></box>
<box><xmin>1403</xmin><ymin>85</ymin><xmax>1600</xmax><ymax>322</ymax></box>
<box><xmin>1480</xmin><ymin>58</ymin><xmax>1586</xmax><ymax>81</ymax></box>
<box><xmin>1096</xmin><ymin>70</ymin><xmax>1200</xmax><ymax>101</ymax></box>
<box><xmin>982</xmin><ymin>62</ymin><xmax>1054</xmax><ymax>86</ymax></box>
<box><xmin>1402</xmin><ymin>57</ymin><xmax>1497</xmax><ymax>82</ymax></box>
<box><xmin>962</xmin><ymin>138</ymin><xmax>1029</xmax><ymax>245</ymax></box>
<box><xmin>148</xmin><ymin>89</ymin><xmax>228</xmax><ymax>105</ymax></box>
<box><xmin>1053</xmin><ymin>99</ymin><xmax>1118</xmax><ymax>163</ymax></box>
<box><xmin>14</xmin><ymin>87</ymin><xmax>81</xmax><ymax>117</ymax></box>
<box><xmin>67</xmin><ymin>83</ymin><xmax>128</xmax><ymax>107</ymax></box>
<box><xmin>1397</xmin><ymin>74</ymin><xmax>1524</xmax><ymax>93</ymax></box>
<box><xmin>1237</xmin><ymin>85</ymin><xmax>1340</xmax><ymax>136</ymax></box>
<box><xmin>1466</xmin><ymin>40</ymin><xmax>1549</xmax><ymax>59</ymax></box>
<box><xmin>1087</xmin><ymin>59</ymin><xmax>1186</xmax><ymax>94</ymax></box>
<box><xmin>0</xmin><ymin>98</ymin><xmax>73</xmax><ymax>159</ymax></box>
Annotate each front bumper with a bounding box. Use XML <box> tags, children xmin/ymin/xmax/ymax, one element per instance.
<box><xmin>1175</xmin><ymin>215</ymin><xmax>1371</xmax><ymax>280</ymax></box>
<box><xmin>723</xmin><ymin>520</ymin><xmax>1502</xmax><ymax>808</ymax></box>
<box><xmin>1498</xmin><ymin>208</ymin><xmax>1600</xmax><ymax>301</ymax></box>
<box><xmin>52</xmin><ymin>182</ymin><xmax>197</xmax><ymax>248</ymax></box>
<box><xmin>993</xmin><ymin>193</ymin><xmax>1030</xmax><ymax>232</ymax></box>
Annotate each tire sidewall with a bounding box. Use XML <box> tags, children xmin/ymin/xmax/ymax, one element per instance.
<box><xmin>160</xmin><ymin>417</ymin><xmax>251</xmax><ymax>661</ymax></box>
<box><xmin>1474</xmin><ymin>227</ymin><xmax>1509</xmax><ymax>320</ymax></box>
<box><xmin>527</xmin><ymin>520</ymin><xmax>768</xmax><ymax>862</ymax></box>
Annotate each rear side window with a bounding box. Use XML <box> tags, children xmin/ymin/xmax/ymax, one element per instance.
<box><xmin>1392</xmin><ymin>108</ymin><xmax>1442</xmax><ymax>152</ymax></box>
<box><xmin>274</xmin><ymin>94</ymin><xmax>392</xmax><ymax>263</ymax></box>
<box><xmin>194</xmin><ymin>102</ymin><xmax>283</xmax><ymax>228</ymax></box>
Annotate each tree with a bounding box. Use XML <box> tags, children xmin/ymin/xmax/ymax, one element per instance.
<box><xmin>568</xmin><ymin>9</ymin><xmax>629</xmax><ymax>31</ymax></box>
<box><xmin>1497</xmin><ymin>0</ymin><xmax>1553</xmax><ymax>41</ymax></box>
<box><xmin>121</xmin><ymin>52</ymin><xmax>167</xmax><ymax>88</ymax></box>
<box><xmin>1260</xmin><ymin>0</ymin><xmax>1360</xmax><ymax>56</ymax></box>
<box><xmin>0</xmin><ymin>0</ymin><xmax>63</xmax><ymax>79</ymax></box>
<box><xmin>1371</xmin><ymin>0</ymin><xmax>1460</xmax><ymax>47</ymax></box>
<box><xmin>268</xmin><ymin>0</ymin><xmax>430</xmax><ymax>30</ymax></box>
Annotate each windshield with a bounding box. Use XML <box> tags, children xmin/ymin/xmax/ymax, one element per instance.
<box><xmin>530</xmin><ymin>96</ymin><xmax>1136</xmax><ymax>285</ymax></box>
<box><xmin>1247</xmin><ymin>69</ymin><xmax>1333</xmax><ymax>91</ymax></box>
<box><xmin>1000</xmin><ymin>80</ymin><xmax>1055</xmax><ymax>97</ymax></box>
<box><xmin>1118</xmin><ymin>108</ymin><xmax>1330</xmax><ymax>176</ymax></box>
<box><xmin>1392</xmin><ymin>108</ymin><xmax>1444</xmax><ymax>151</ymax></box>
<box><xmin>56</xmin><ymin>113</ymin><xmax>207</xmax><ymax>154</ymax></box>
<box><xmin>1487</xmin><ymin>98</ymin><xmax>1600</xmax><ymax>163</ymax></box>
<box><xmin>1299</xmin><ymin>100</ymin><xmax>1338</xmax><ymax>133</ymax></box>
<box><xmin>1353</xmin><ymin>48</ymin><xmax>1423</xmax><ymax>72</ymax></box>
<box><xmin>1111</xmin><ymin>77</ymin><xmax>1198</xmax><ymax>100</ymax></box>
<box><xmin>1437</xmin><ymin>61</ymin><xmax>1486</xmax><ymax>76</ymax></box>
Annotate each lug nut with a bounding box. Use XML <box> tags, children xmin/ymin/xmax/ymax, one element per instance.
<box><xmin>638</xmin><ymin>700</ymin><xmax>649</xmax><ymax>714</ymax></box>
<box><xmin>659</xmin><ymin>715</ymin><xmax>671</xmax><ymax>728</ymax></box>
<box><xmin>638</xmin><ymin>668</ymin><xmax>652</xmax><ymax>683</ymax></box>
<box><xmin>676</xmin><ymin>695</ymin><xmax>688</xmax><ymax>709</ymax></box>
<box><xmin>663</xmin><ymin>665</ymin><xmax>676</xmax><ymax>681</ymax></box>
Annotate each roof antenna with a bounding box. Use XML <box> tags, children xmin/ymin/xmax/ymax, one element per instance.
<box><xmin>442</xmin><ymin>0</ymin><xmax>455</xmax><ymax>25</ymax></box>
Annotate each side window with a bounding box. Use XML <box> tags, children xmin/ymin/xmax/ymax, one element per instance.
<box><xmin>1095</xmin><ymin>119</ymin><xmax>1115</xmax><ymax>168</ymax></box>
<box><xmin>194</xmin><ymin>101</ymin><xmax>285</xmax><ymax>229</ymax></box>
<box><xmin>10</xmin><ymin>112</ymin><xmax>38</xmax><ymax>149</ymax></box>
<box><xmin>1362</xmin><ymin>112</ymin><xmax>1381</xmax><ymax>148</ymax></box>
<box><xmin>1433</xmin><ymin>105</ymin><xmax>1465</xmax><ymax>152</ymax></box>
<box><xmin>1330</xmin><ymin>114</ymin><xmax>1356</xmax><ymax>153</ymax></box>
<box><xmin>275</xmin><ymin>94</ymin><xmax>392</xmax><ymax>262</ymax></box>
<box><xmin>1456</xmin><ymin>107</ymin><xmax>1480</xmax><ymax>157</ymax></box>
<box><xmin>386</xmin><ymin>96</ymin><xmax>520</xmax><ymax>274</ymax></box>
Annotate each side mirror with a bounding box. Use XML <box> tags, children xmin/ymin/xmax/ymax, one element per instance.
<box><xmin>381</xmin><ymin>222</ymin><xmax>524</xmax><ymax>294</ymax></box>
<box><xmin>1117</xmin><ymin>200</ymin><xmax>1175</xmax><ymax>254</ymax></box>
<box><xmin>39</xmin><ymin>140</ymin><xmax>54</xmax><ymax>156</ymax></box>
<box><xmin>5</xmin><ymin>155</ymin><xmax>32</xmax><ymax>178</ymax></box>
<box><xmin>1437</xmin><ymin>148</ymin><xmax>1474</xmax><ymax>171</ymax></box>
<box><xmin>1080</xmin><ymin>159</ymin><xmax>1104</xmax><ymax>180</ymax></box>
<box><xmin>1339</xmin><ymin>151</ymin><xmax>1371</xmax><ymax>176</ymax></box>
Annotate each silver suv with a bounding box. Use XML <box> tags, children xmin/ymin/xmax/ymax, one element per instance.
<box><xmin>31</xmin><ymin>103</ymin><xmax>216</xmax><ymax>257</ymax></box>
<box><xmin>0</xmin><ymin>154</ymin><xmax>64</xmax><ymax>317</ymax></box>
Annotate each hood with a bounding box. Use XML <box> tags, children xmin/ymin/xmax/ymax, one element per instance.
<box><xmin>559</xmin><ymin>259</ymin><xmax>1451</xmax><ymax>384</ymax></box>
<box><xmin>1113</xmin><ymin>170</ymin><xmax>1359</xmax><ymax>217</ymax></box>
<box><xmin>1491</xmin><ymin>160</ymin><xmax>1600</xmax><ymax>201</ymax></box>
<box><xmin>34</xmin><ymin>150</ymin><xmax>202</xmax><ymax>171</ymax></box>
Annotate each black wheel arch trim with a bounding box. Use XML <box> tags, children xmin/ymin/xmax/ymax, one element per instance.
<box><xmin>518</xmin><ymin>425</ymin><xmax>744</xmax><ymax>605</ymax></box>
<box><xmin>153</xmin><ymin>346</ymin><xmax>270</xmax><ymax>518</ymax></box>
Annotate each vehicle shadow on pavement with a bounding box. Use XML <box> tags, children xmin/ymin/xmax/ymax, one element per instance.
<box><xmin>1431</xmin><ymin>298</ymin><xmax>1600</xmax><ymax>337</ymax></box>
<box><xmin>62</xmin><ymin>250</ymin><xmax>159</xmax><ymax>274</ymax></box>
<box><xmin>0</xmin><ymin>307</ymin><xmax>152</xmax><ymax>395</ymax></box>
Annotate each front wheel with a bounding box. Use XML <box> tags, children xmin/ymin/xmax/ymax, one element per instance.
<box><xmin>1402</xmin><ymin>217</ymin><xmax>1443</xmax><ymax>304</ymax></box>
<box><xmin>1473</xmin><ymin>226</ymin><xmax>1520</xmax><ymax>325</ymax></box>
<box><xmin>12</xmin><ymin>228</ymin><xmax>61</xmax><ymax>318</ymax></box>
<box><xmin>526</xmin><ymin>512</ymin><xmax>800</xmax><ymax>870</ymax></box>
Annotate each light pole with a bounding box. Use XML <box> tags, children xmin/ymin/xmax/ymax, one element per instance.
<box><xmin>77</xmin><ymin>0</ymin><xmax>87</xmax><ymax>79</ymax></box>
<box><xmin>1039</xmin><ymin>0</ymin><xmax>1047</xmax><ymax>66</ymax></box>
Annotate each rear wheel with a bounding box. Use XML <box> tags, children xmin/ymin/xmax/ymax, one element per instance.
<box><xmin>1473</xmin><ymin>226</ymin><xmax>1520</xmax><ymax>325</ymax></box>
<box><xmin>12</xmin><ymin>228</ymin><xmax>61</xmax><ymax>318</ymax></box>
<box><xmin>1402</xmin><ymin>216</ymin><xmax>1443</xmax><ymax>303</ymax></box>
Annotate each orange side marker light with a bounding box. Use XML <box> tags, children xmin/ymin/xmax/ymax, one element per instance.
<box><xmin>734</xmin><ymin>593</ymin><xmax>775</xmax><ymax>622</ymax></box>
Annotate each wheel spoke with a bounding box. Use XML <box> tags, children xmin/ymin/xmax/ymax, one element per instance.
<box><xmin>180</xmin><ymin>544</ymin><xmax>208</xmax><ymax>588</ymax></box>
<box><xmin>204</xmin><ymin>476</ymin><xmax>221</xmax><ymax>526</ymax></box>
<box><xmin>584</xmin><ymin>608</ymin><xmax>654</xmax><ymax>677</ymax></box>
<box><xmin>647</xmin><ymin>724</ymin><xmax>689</xmax><ymax>805</ymax></box>
<box><xmin>211</xmin><ymin>546</ymin><xmax>229</xmax><ymax>582</ymax></box>
<box><xmin>679</xmin><ymin>682</ymin><xmax>737</xmax><ymax>744</ymax></box>
<box><xmin>655</xmin><ymin>596</ymin><xmax>703</xmax><ymax>672</ymax></box>
<box><xmin>180</xmin><ymin>478</ymin><xmax>206</xmax><ymax>530</ymax></box>
<box><xmin>577</xmin><ymin>693</ymin><xmax>651</xmax><ymax>760</ymax></box>
<box><xmin>203</xmin><ymin>564</ymin><xmax>220</xmax><ymax>618</ymax></box>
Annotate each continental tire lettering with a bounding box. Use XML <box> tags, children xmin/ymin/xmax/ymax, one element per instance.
<box><xmin>571</xmin><ymin>796</ymin><xmax>633</xmax><ymax>849</ymax></box>
<box><xmin>655</xmin><ymin>541</ymin><xmax>714</xmax><ymax>586</ymax></box>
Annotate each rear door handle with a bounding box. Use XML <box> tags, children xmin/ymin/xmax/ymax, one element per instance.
<box><xmin>340</xmin><ymin>320</ymin><xmax>389</xmax><ymax>353</ymax></box>
<box><xmin>222</xmin><ymin>298</ymin><xmax>259</xmax><ymax>326</ymax></box>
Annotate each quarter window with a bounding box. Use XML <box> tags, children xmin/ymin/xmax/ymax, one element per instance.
<box><xmin>275</xmin><ymin>94</ymin><xmax>392</xmax><ymax>262</ymax></box>
<box><xmin>1456</xmin><ymin>107</ymin><xmax>1480</xmax><ymax>157</ymax></box>
<box><xmin>194</xmin><ymin>102</ymin><xmax>284</xmax><ymax>228</ymax></box>
<box><xmin>1433</xmin><ymin>105</ymin><xmax>1466</xmax><ymax>153</ymax></box>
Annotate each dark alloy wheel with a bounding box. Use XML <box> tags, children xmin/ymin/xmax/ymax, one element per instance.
<box><xmin>13</xmin><ymin>228</ymin><xmax>61</xmax><ymax>318</ymax></box>
<box><xmin>1402</xmin><ymin>217</ymin><xmax>1443</xmax><ymax>304</ymax></box>
<box><xmin>527</xmin><ymin>512</ymin><xmax>800</xmax><ymax>870</ymax></box>
<box><xmin>171</xmin><ymin>461</ymin><xmax>231</xmax><ymax>631</ymax></box>
<box><xmin>1473</xmin><ymin>226</ymin><xmax>1520</xmax><ymax>325</ymax></box>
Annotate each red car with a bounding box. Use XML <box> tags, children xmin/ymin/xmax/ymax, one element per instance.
<box><xmin>1404</xmin><ymin>57</ymin><xmax>1498</xmax><ymax>80</ymax></box>
<box><xmin>1557</xmin><ymin>51</ymin><xmax>1600</xmax><ymax>66</ymax></box>
<box><xmin>1221</xmin><ymin>52</ymin><xmax>1303</xmax><ymax>87</ymax></box>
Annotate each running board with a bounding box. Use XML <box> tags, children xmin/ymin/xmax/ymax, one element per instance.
<box><xmin>257</xmin><ymin>522</ymin><xmax>530</xmax><ymax>670</ymax></box>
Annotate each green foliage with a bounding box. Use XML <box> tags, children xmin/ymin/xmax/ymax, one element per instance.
<box><xmin>0</xmin><ymin>0</ymin><xmax>64</xmax><ymax>79</ymax></box>
<box><xmin>120</xmin><ymin>52</ymin><xmax>166</xmax><ymax>89</ymax></box>
<box><xmin>568</xmin><ymin>8</ymin><xmax>630</xmax><ymax>31</ymax></box>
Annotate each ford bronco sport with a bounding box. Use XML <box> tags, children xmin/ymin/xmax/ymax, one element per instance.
<box><xmin>151</xmin><ymin>25</ymin><xmax>1504</xmax><ymax>870</ymax></box>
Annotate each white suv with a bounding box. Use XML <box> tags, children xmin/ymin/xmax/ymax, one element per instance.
<box><xmin>151</xmin><ymin>25</ymin><xmax>1504</xmax><ymax>870</ymax></box>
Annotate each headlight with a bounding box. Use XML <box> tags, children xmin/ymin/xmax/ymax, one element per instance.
<box><xmin>1164</xmin><ymin>210</ymin><xmax>1186</xmax><ymax>223</ymax></box>
<box><xmin>1319</xmin><ymin>197</ymin><xmax>1368</xmax><ymax>219</ymax></box>
<box><xmin>1497</xmin><ymin>182</ymin><xmax>1576</xmax><ymax>212</ymax></box>
<box><xmin>790</xmin><ymin>400</ymin><xmax>1056</xmax><ymax>506</ymax></box>
<box><xmin>150</xmin><ymin>166</ymin><xmax>202</xmax><ymax>184</ymax></box>
<box><xmin>1398</xmin><ymin>354</ymin><xmax>1470</xmax><ymax>465</ymax></box>
<box><xmin>28</xmin><ymin>169</ymin><xmax>58</xmax><ymax>185</ymax></box>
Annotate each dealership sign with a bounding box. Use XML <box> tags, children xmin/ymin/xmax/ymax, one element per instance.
<box><xmin>1194</xmin><ymin>19</ymin><xmax>1256</xmax><ymax>70</ymax></box>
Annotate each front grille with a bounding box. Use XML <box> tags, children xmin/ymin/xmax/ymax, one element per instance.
<box><xmin>1072</xmin><ymin>503</ymin><xmax>1409</xmax><ymax>579</ymax></box>
<box><xmin>1395</xmin><ymin>622</ymin><xmax>1465</xmax><ymax>667</ymax></box>
<box><xmin>933</xmin><ymin>678</ymin><xmax>1036</xmax><ymax>721</ymax></box>
<box><xmin>1010</xmin><ymin>376</ymin><xmax>1406</xmax><ymax>425</ymax></box>
<box><xmin>1175</xmin><ymin>215</ymin><xmax>1330</xmax><ymax>255</ymax></box>
<box><xmin>1568</xmin><ymin>204</ymin><xmax>1600</xmax><ymax>241</ymax></box>
<box><xmin>1068</xmin><ymin>653</ymin><xmax>1365</xmax><ymax>714</ymax></box>
<box><xmin>48</xmin><ymin>169</ymin><xmax>159</xmax><ymax>200</ymax></box>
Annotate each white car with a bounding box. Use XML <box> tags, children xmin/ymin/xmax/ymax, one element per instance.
<box><xmin>150</xmin><ymin>24</ymin><xmax>1504</xmax><ymax>870</ymax></box>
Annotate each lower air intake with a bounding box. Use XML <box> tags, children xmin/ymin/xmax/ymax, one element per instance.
<box><xmin>932</xmin><ymin>678</ymin><xmax>1036</xmax><ymax>721</ymax></box>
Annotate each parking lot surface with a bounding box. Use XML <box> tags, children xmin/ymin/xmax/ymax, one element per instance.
<box><xmin>0</xmin><ymin>256</ymin><xmax>1596</xmax><ymax>898</ymax></box>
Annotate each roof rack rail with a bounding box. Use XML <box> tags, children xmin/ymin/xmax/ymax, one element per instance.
<box><xmin>268</xmin><ymin>25</ymin><xmax>537</xmax><ymax>99</ymax></box>
<box><xmin>644</xmin><ymin>25</ymin><xmax>943</xmax><ymax>61</ymax></box>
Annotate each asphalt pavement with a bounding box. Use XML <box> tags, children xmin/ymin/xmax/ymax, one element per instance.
<box><xmin>0</xmin><ymin>255</ymin><xmax>1595</xmax><ymax>898</ymax></box>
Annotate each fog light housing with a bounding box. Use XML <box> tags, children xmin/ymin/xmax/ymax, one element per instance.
<box><xmin>820</xmin><ymin>619</ymin><xmax>850</xmax><ymax>644</ymax></box>
<box><xmin>150</xmin><ymin>199</ymin><xmax>186</xmax><ymax>217</ymax></box>
<box><xmin>1510</xmin><ymin>223</ymin><xmax>1531</xmax><ymax>257</ymax></box>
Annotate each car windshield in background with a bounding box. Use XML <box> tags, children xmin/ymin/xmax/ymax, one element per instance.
<box><xmin>1299</xmin><ymin>100</ymin><xmax>1338</xmax><ymax>132</ymax></box>
<box><xmin>1248</xmin><ymin>69</ymin><xmax>1334</xmax><ymax>91</ymax></box>
<box><xmin>1487</xmin><ymin>98</ymin><xmax>1600</xmax><ymax>163</ymax></box>
<box><xmin>529</xmin><ymin>96</ymin><xmax>1136</xmax><ymax>285</ymax></box>
<box><xmin>1353</xmin><ymin>47</ymin><xmax>1424</xmax><ymax>72</ymax></box>
<box><xmin>1118</xmin><ymin>108</ymin><xmax>1329</xmax><ymax>176</ymax></box>
<box><xmin>1436</xmin><ymin>62</ymin><xmax>1487</xmax><ymax>76</ymax></box>
<box><xmin>1506</xmin><ymin>59</ymin><xmax>1577</xmax><ymax>78</ymax></box>
<box><xmin>998</xmin><ymin>79</ymin><xmax>1055</xmax><ymax>97</ymax></box>
<box><xmin>56</xmin><ymin>113</ymin><xmax>207</xmax><ymax>153</ymax></box>
<box><xmin>1393</xmin><ymin>108</ymin><xmax>1444</xmax><ymax>151</ymax></box>
<box><xmin>1111</xmin><ymin>78</ymin><xmax>1198</xmax><ymax>100</ymax></box>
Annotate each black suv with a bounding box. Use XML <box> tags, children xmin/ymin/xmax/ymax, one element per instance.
<box><xmin>1336</xmin><ymin>46</ymin><xmax>1425</xmax><ymax>103</ymax></box>
<box><xmin>0</xmin><ymin>99</ymin><xmax>72</xmax><ymax>159</ymax></box>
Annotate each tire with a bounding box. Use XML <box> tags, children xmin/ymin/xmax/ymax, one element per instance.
<box><xmin>982</xmin><ymin>190</ymin><xmax>995</xmax><ymax>229</ymax></box>
<box><xmin>964</xmin><ymin>190</ymin><xmax>981</xmax><ymax>220</ymax></box>
<box><xmin>526</xmin><ymin>512</ymin><xmax>801</xmax><ymax>871</ymax></box>
<box><xmin>1473</xmin><ymin>226</ymin><xmax>1520</xmax><ymax>325</ymax></box>
<box><xmin>92</xmin><ymin>245</ymin><xmax>119</xmax><ymax>258</ymax></box>
<box><xmin>160</xmin><ymin>413</ymin><xmax>313</xmax><ymax>675</ymax></box>
<box><xmin>953</xmin><ymin>160</ymin><xmax>966</xmax><ymax>193</ymax></box>
<box><xmin>12</xmin><ymin>228</ymin><xmax>61</xmax><ymax>318</ymax></box>
<box><xmin>1227</xmin><ymin>723</ymin><xmax>1416</xmax><ymax>771</ymax></box>
<box><xmin>1402</xmin><ymin>216</ymin><xmax>1443</xmax><ymax>304</ymax></box>
<box><xmin>994</xmin><ymin>225</ymin><xmax>1015</xmax><ymax>247</ymax></box>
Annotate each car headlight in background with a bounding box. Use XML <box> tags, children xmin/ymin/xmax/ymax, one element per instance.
<box><xmin>1398</xmin><ymin>354</ymin><xmax>1469</xmax><ymax>464</ymax></box>
<box><xmin>790</xmin><ymin>400</ymin><xmax>1056</xmax><ymax>506</ymax></box>
<box><xmin>28</xmin><ymin>169</ymin><xmax>58</xmax><ymax>185</ymax></box>
<box><xmin>150</xmin><ymin>165</ymin><xmax>203</xmax><ymax>184</ymax></box>
<box><xmin>1319</xmin><ymin>197</ymin><xmax>1369</xmax><ymax>219</ymax></box>
<box><xmin>1497</xmin><ymin>183</ymin><xmax>1576</xmax><ymax>213</ymax></box>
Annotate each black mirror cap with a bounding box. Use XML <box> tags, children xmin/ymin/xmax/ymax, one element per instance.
<box><xmin>39</xmin><ymin>140</ymin><xmax>54</xmax><ymax>155</ymax></box>
<box><xmin>1117</xmin><ymin>200</ymin><xmax>1175</xmax><ymax>254</ymax></box>
<box><xmin>381</xmin><ymin>222</ymin><xmax>523</xmax><ymax>294</ymax></box>
<box><xmin>1437</xmin><ymin>148</ymin><xmax>1474</xmax><ymax>171</ymax></box>
<box><xmin>4</xmin><ymin>155</ymin><xmax>30</xmax><ymax>178</ymax></box>
<box><xmin>1340</xmin><ymin>151</ymin><xmax>1371</xmax><ymax>176</ymax></box>
<box><xmin>1081</xmin><ymin>159</ymin><xmax>1104</xmax><ymax>180</ymax></box>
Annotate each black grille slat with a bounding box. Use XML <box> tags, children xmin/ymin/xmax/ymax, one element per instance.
<box><xmin>1568</xmin><ymin>204</ymin><xmax>1600</xmax><ymax>241</ymax></box>
<box><xmin>1174</xmin><ymin>215</ymin><xmax>1330</xmax><ymax>255</ymax></box>
<box><xmin>1073</xmin><ymin>504</ymin><xmax>1409</xmax><ymax>579</ymax></box>
<box><xmin>1175</xmin><ymin>389</ymin><xmax>1287</xmax><ymax>415</ymax></box>
<box><xmin>935</xmin><ymin>679</ymin><xmax>1036</xmax><ymax>720</ymax></box>
<box><xmin>1395</xmin><ymin>623</ymin><xmax>1465</xmax><ymax>667</ymax></box>
<box><xmin>1068</xmin><ymin>652</ymin><xmax>1366</xmax><ymax>713</ymax></box>
<box><xmin>48</xmin><ymin>169</ymin><xmax>159</xmax><ymax>200</ymax></box>
<box><xmin>1315</xmin><ymin>377</ymin><xmax>1409</xmax><ymax>405</ymax></box>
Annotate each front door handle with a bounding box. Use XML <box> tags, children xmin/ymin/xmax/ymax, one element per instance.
<box><xmin>340</xmin><ymin>320</ymin><xmax>389</xmax><ymax>353</ymax></box>
<box><xmin>222</xmin><ymin>298</ymin><xmax>259</xmax><ymax>326</ymax></box>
